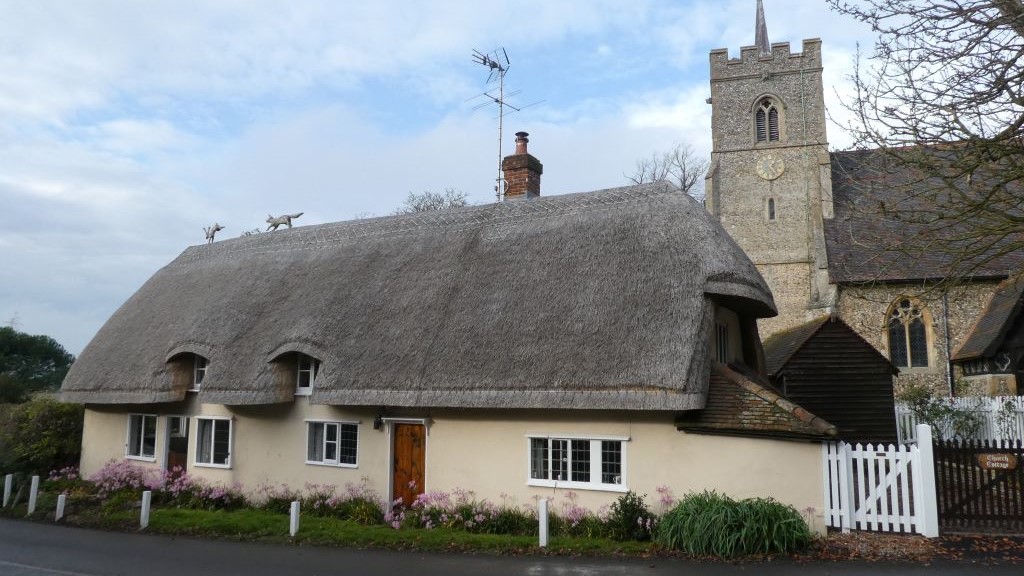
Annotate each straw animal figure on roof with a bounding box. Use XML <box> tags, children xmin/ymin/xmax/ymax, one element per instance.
<box><xmin>203</xmin><ymin>223</ymin><xmax>225</xmax><ymax>244</ymax></box>
<box><xmin>266</xmin><ymin>212</ymin><xmax>303</xmax><ymax>231</ymax></box>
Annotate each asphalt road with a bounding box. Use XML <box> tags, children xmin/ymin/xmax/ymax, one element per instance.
<box><xmin>0</xmin><ymin>518</ymin><xmax>1017</xmax><ymax>576</ymax></box>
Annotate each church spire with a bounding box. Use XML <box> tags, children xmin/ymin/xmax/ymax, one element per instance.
<box><xmin>755</xmin><ymin>0</ymin><xmax>771</xmax><ymax>55</ymax></box>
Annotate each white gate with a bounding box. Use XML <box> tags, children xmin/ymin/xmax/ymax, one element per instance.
<box><xmin>822</xmin><ymin>424</ymin><xmax>939</xmax><ymax>537</ymax></box>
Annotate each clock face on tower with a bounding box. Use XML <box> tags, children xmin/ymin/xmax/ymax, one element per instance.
<box><xmin>756</xmin><ymin>154</ymin><xmax>785</xmax><ymax>181</ymax></box>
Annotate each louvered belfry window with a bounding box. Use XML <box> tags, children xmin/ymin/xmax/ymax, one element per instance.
<box><xmin>888</xmin><ymin>299</ymin><xmax>929</xmax><ymax>368</ymax></box>
<box><xmin>756</xmin><ymin>97</ymin><xmax>780</xmax><ymax>143</ymax></box>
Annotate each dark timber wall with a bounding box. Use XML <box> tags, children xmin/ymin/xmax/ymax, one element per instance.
<box><xmin>769</xmin><ymin>320</ymin><xmax>898</xmax><ymax>444</ymax></box>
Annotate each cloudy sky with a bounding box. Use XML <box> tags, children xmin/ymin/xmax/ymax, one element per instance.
<box><xmin>0</xmin><ymin>0</ymin><xmax>876</xmax><ymax>355</ymax></box>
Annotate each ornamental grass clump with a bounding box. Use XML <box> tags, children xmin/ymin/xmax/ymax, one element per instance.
<box><xmin>655</xmin><ymin>490</ymin><xmax>810</xmax><ymax>558</ymax></box>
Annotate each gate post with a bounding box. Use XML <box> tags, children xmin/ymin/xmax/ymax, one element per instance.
<box><xmin>838</xmin><ymin>442</ymin><xmax>852</xmax><ymax>533</ymax></box>
<box><xmin>916</xmin><ymin>424</ymin><xmax>939</xmax><ymax>538</ymax></box>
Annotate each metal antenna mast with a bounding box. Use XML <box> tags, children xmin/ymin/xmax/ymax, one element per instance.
<box><xmin>471</xmin><ymin>48</ymin><xmax>513</xmax><ymax>202</ymax></box>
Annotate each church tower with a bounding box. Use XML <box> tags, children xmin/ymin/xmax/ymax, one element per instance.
<box><xmin>705</xmin><ymin>0</ymin><xmax>835</xmax><ymax>337</ymax></box>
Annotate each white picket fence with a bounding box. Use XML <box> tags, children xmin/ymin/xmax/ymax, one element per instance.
<box><xmin>822</xmin><ymin>424</ymin><xmax>939</xmax><ymax>537</ymax></box>
<box><xmin>896</xmin><ymin>396</ymin><xmax>1024</xmax><ymax>444</ymax></box>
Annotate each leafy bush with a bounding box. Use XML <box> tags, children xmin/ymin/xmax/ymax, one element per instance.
<box><xmin>606</xmin><ymin>491</ymin><xmax>656</xmax><ymax>541</ymax></box>
<box><xmin>0</xmin><ymin>397</ymin><xmax>83</xmax><ymax>474</ymax></box>
<box><xmin>656</xmin><ymin>490</ymin><xmax>810</xmax><ymax>558</ymax></box>
<box><xmin>898</xmin><ymin>382</ymin><xmax>983</xmax><ymax>440</ymax></box>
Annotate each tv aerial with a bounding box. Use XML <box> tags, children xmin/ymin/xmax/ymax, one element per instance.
<box><xmin>470</xmin><ymin>48</ymin><xmax>542</xmax><ymax>202</ymax></box>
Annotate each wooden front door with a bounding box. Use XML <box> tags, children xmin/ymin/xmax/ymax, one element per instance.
<box><xmin>392</xmin><ymin>423</ymin><xmax>425</xmax><ymax>507</ymax></box>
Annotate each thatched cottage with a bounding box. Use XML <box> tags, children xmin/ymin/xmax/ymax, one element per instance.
<box><xmin>63</xmin><ymin>134</ymin><xmax>835</xmax><ymax>527</ymax></box>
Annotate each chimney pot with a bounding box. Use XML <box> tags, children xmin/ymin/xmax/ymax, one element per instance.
<box><xmin>514</xmin><ymin>131</ymin><xmax>529</xmax><ymax>155</ymax></box>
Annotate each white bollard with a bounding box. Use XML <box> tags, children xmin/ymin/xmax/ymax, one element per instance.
<box><xmin>56</xmin><ymin>494</ymin><xmax>66</xmax><ymax>521</ymax></box>
<box><xmin>27</xmin><ymin>476</ymin><xmax>39</xmax><ymax>515</ymax></box>
<box><xmin>140</xmin><ymin>490</ymin><xmax>152</xmax><ymax>529</ymax></box>
<box><xmin>289</xmin><ymin>501</ymin><xmax>300</xmax><ymax>537</ymax></box>
<box><xmin>538</xmin><ymin>498</ymin><xmax>549</xmax><ymax>548</ymax></box>
<box><xmin>3</xmin><ymin>474</ymin><xmax>11</xmax><ymax>508</ymax></box>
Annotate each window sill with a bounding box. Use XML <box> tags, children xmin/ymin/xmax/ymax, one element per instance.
<box><xmin>527</xmin><ymin>479</ymin><xmax>628</xmax><ymax>493</ymax></box>
<box><xmin>193</xmin><ymin>462</ymin><xmax>231</xmax><ymax>469</ymax></box>
<box><xmin>304</xmin><ymin>461</ymin><xmax>358</xmax><ymax>469</ymax></box>
<box><xmin>295</xmin><ymin>390</ymin><xmax>312</xmax><ymax>397</ymax></box>
<box><xmin>125</xmin><ymin>455</ymin><xmax>157</xmax><ymax>463</ymax></box>
<box><xmin>895</xmin><ymin>366</ymin><xmax>938</xmax><ymax>375</ymax></box>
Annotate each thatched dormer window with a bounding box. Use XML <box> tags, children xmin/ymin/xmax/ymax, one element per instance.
<box><xmin>713</xmin><ymin>306</ymin><xmax>743</xmax><ymax>365</ymax></box>
<box><xmin>296</xmin><ymin>354</ymin><xmax>321</xmax><ymax>396</ymax></box>
<box><xmin>191</xmin><ymin>356</ymin><xmax>209</xmax><ymax>391</ymax></box>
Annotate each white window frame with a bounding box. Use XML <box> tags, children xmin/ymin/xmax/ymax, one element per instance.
<box><xmin>191</xmin><ymin>356</ymin><xmax>208</xmax><ymax>392</ymax></box>
<box><xmin>525</xmin><ymin>434</ymin><xmax>629</xmax><ymax>493</ymax></box>
<box><xmin>126</xmin><ymin>413</ymin><xmax>157</xmax><ymax>461</ymax></box>
<box><xmin>304</xmin><ymin>419</ymin><xmax>360</xmax><ymax>468</ymax></box>
<box><xmin>194</xmin><ymin>416</ymin><xmax>232</xmax><ymax>468</ymax></box>
<box><xmin>295</xmin><ymin>354</ymin><xmax>320</xmax><ymax>396</ymax></box>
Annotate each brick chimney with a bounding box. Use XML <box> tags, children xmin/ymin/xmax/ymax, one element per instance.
<box><xmin>501</xmin><ymin>131</ymin><xmax>543</xmax><ymax>200</ymax></box>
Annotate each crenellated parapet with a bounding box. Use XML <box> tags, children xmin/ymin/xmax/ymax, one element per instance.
<box><xmin>710</xmin><ymin>39</ymin><xmax>822</xmax><ymax>80</ymax></box>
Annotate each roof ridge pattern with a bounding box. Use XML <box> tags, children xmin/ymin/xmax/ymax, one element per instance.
<box><xmin>173</xmin><ymin>183</ymin><xmax>674</xmax><ymax>266</ymax></box>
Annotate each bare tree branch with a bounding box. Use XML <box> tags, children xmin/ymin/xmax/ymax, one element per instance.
<box><xmin>625</xmin><ymin>143</ymin><xmax>709</xmax><ymax>199</ymax></box>
<box><xmin>828</xmin><ymin>0</ymin><xmax>1024</xmax><ymax>286</ymax></box>
<box><xmin>394</xmin><ymin>188</ymin><xmax>470</xmax><ymax>215</ymax></box>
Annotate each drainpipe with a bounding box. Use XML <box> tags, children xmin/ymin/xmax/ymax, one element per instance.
<box><xmin>943</xmin><ymin>292</ymin><xmax>954</xmax><ymax>395</ymax></box>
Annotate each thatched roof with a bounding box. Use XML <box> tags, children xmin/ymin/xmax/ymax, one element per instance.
<box><xmin>62</xmin><ymin>182</ymin><xmax>775</xmax><ymax>410</ymax></box>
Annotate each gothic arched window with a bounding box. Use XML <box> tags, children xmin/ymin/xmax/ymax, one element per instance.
<box><xmin>755</xmin><ymin>97</ymin><xmax>780</xmax><ymax>143</ymax></box>
<box><xmin>887</xmin><ymin>299</ymin><xmax>929</xmax><ymax>368</ymax></box>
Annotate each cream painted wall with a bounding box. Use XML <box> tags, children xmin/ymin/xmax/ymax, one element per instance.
<box><xmin>80</xmin><ymin>403</ymin><xmax>826</xmax><ymax>534</ymax></box>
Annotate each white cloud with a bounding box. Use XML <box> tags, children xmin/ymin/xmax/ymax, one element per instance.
<box><xmin>0</xmin><ymin>0</ymin><xmax>880</xmax><ymax>355</ymax></box>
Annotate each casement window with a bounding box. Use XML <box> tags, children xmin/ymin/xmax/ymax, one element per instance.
<box><xmin>126</xmin><ymin>414</ymin><xmax>157</xmax><ymax>460</ymax></box>
<box><xmin>191</xmin><ymin>356</ymin><xmax>208</xmax><ymax>391</ymax></box>
<box><xmin>195</xmin><ymin>417</ymin><xmax>232</xmax><ymax>467</ymax></box>
<box><xmin>306</xmin><ymin>421</ymin><xmax>358</xmax><ymax>467</ymax></box>
<box><xmin>888</xmin><ymin>299</ymin><xmax>929</xmax><ymax>368</ymax></box>
<box><xmin>296</xmin><ymin>354</ymin><xmax>321</xmax><ymax>396</ymax></box>
<box><xmin>528</xmin><ymin>436</ymin><xmax>627</xmax><ymax>492</ymax></box>
<box><xmin>755</xmin><ymin>97</ymin><xmax>780</xmax><ymax>143</ymax></box>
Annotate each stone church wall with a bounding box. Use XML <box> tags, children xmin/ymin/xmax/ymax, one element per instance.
<box><xmin>836</xmin><ymin>282</ymin><xmax>999</xmax><ymax>395</ymax></box>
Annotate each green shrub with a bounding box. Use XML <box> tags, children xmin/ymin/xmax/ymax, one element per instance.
<box><xmin>655</xmin><ymin>490</ymin><xmax>810</xmax><ymax>558</ymax></box>
<box><xmin>606</xmin><ymin>491</ymin><xmax>655</xmax><ymax>541</ymax></box>
<box><xmin>0</xmin><ymin>397</ymin><xmax>83</xmax><ymax>474</ymax></box>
